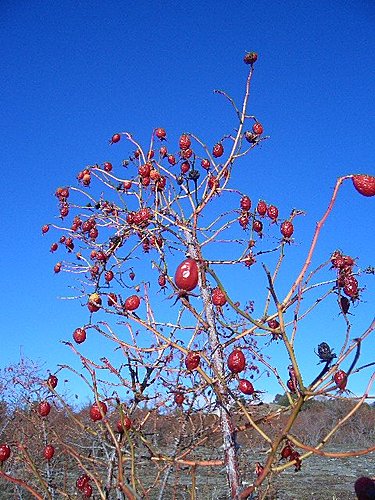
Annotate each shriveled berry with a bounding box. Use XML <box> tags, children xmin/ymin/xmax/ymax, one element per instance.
<box><xmin>244</xmin><ymin>52</ymin><xmax>258</xmax><ymax>65</ymax></box>
<box><xmin>185</xmin><ymin>351</ymin><xmax>200</xmax><ymax>371</ymax></box>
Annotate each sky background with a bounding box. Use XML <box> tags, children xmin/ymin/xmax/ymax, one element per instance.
<box><xmin>1</xmin><ymin>0</ymin><xmax>374</xmax><ymax>404</ymax></box>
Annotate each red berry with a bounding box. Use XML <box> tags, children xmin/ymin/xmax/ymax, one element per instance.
<box><xmin>0</xmin><ymin>444</ymin><xmax>11</xmax><ymax>462</ymax></box>
<box><xmin>281</xmin><ymin>445</ymin><xmax>293</xmax><ymax>459</ymax></box>
<box><xmin>208</xmin><ymin>175</ymin><xmax>220</xmax><ymax>190</ymax></box>
<box><xmin>240</xmin><ymin>196</ymin><xmax>251</xmax><ymax>211</ymax></box>
<box><xmin>174</xmin><ymin>258</ymin><xmax>199</xmax><ymax>291</ymax></box>
<box><xmin>334</xmin><ymin>370</ymin><xmax>347</xmax><ymax>390</ymax></box>
<box><xmin>238</xmin><ymin>214</ymin><xmax>249</xmax><ymax>229</ymax></box>
<box><xmin>352</xmin><ymin>174</ymin><xmax>375</xmax><ymax>197</ymax></box>
<box><xmin>88</xmin><ymin>293</ymin><xmax>102</xmax><ymax>313</ymax></box>
<box><xmin>252</xmin><ymin>220</ymin><xmax>263</xmax><ymax>234</ymax></box>
<box><xmin>252</xmin><ymin>122</ymin><xmax>263</xmax><ymax>135</ymax></box>
<box><xmin>138</xmin><ymin>163</ymin><xmax>151</xmax><ymax>178</ymax></box>
<box><xmin>179</xmin><ymin>134</ymin><xmax>191</xmax><ymax>150</ymax></box>
<box><xmin>287</xmin><ymin>378</ymin><xmax>297</xmax><ymax>393</ymax></box>
<box><xmin>54</xmin><ymin>262</ymin><xmax>62</xmax><ymax>273</ymax></box>
<box><xmin>267</xmin><ymin>205</ymin><xmax>278</xmax><ymax>221</ymax></box>
<box><xmin>76</xmin><ymin>474</ymin><xmax>90</xmax><ymax>491</ymax></box>
<box><xmin>50</xmin><ymin>243</ymin><xmax>58</xmax><ymax>252</ymax></box>
<box><xmin>107</xmin><ymin>293</ymin><xmax>118</xmax><ymax>307</ymax></box>
<box><xmin>38</xmin><ymin>401</ymin><xmax>51</xmax><ymax>417</ymax></box>
<box><xmin>97</xmin><ymin>252</ymin><xmax>108</xmax><ymax>263</ymax></box>
<box><xmin>103</xmin><ymin>162</ymin><xmax>112</xmax><ymax>172</ymax></box>
<box><xmin>343</xmin><ymin>275</ymin><xmax>359</xmax><ymax>299</ymax></box>
<box><xmin>117</xmin><ymin>415</ymin><xmax>132</xmax><ymax>432</ymax></box>
<box><xmin>43</xmin><ymin>445</ymin><xmax>55</xmax><ymax>460</ymax></box>
<box><xmin>212</xmin><ymin>287</ymin><xmax>227</xmax><ymax>306</ymax></box>
<box><xmin>89</xmin><ymin>401</ymin><xmax>107</xmax><ymax>422</ymax></box>
<box><xmin>73</xmin><ymin>327</ymin><xmax>87</xmax><ymax>344</ymax></box>
<box><xmin>181</xmin><ymin>161</ymin><xmax>190</xmax><ymax>174</ymax></box>
<box><xmin>280</xmin><ymin>220</ymin><xmax>294</xmax><ymax>238</ymax></box>
<box><xmin>227</xmin><ymin>349</ymin><xmax>246</xmax><ymax>374</ymax></box>
<box><xmin>123</xmin><ymin>180</ymin><xmax>132</xmax><ymax>190</ymax></box>
<box><xmin>201</xmin><ymin>159</ymin><xmax>210</xmax><ymax>170</ymax></box>
<box><xmin>129</xmin><ymin>270</ymin><xmax>135</xmax><ymax>281</ymax></box>
<box><xmin>174</xmin><ymin>393</ymin><xmax>184</xmax><ymax>405</ymax></box>
<box><xmin>238</xmin><ymin>379</ymin><xmax>254</xmax><ymax>395</ymax></box>
<box><xmin>212</xmin><ymin>143</ymin><xmax>224</xmax><ymax>158</ymax></box>
<box><xmin>256</xmin><ymin>200</ymin><xmax>267</xmax><ymax>216</ymax></box>
<box><xmin>111</xmin><ymin>133</ymin><xmax>121</xmax><ymax>144</ymax></box>
<box><xmin>267</xmin><ymin>319</ymin><xmax>280</xmax><ymax>329</ymax></box>
<box><xmin>159</xmin><ymin>146</ymin><xmax>168</xmax><ymax>158</ymax></box>
<box><xmin>124</xmin><ymin>295</ymin><xmax>141</xmax><ymax>311</ymax></box>
<box><xmin>158</xmin><ymin>274</ymin><xmax>167</xmax><ymax>288</ymax></box>
<box><xmin>105</xmin><ymin>270</ymin><xmax>114</xmax><ymax>282</ymax></box>
<box><xmin>185</xmin><ymin>351</ymin><xmax>200</xmax><ymax>371</ymax></box>
<box><xmin>167</xmin><ymin>154</ymin><xmax>176</xmax><ymax>165</ymax></box>
<box><xmin>244</xmin><ymin>52</ymin><xmax>258</xmax><ymax>65</ymax></box>
<box><xmin>155</xmin><ymin>128</ymin><xmax>167</xmax><ymax>140</ymax></box>
<box><xmin>60</xmin><ymin>205</ymin><xmax>69</xmax><ymax>218</ymax></box>
<box><xmin>339</xmin><ymin>296</ymin><xmax>350</xmax><ymax>314</ymax></box>
<box><xmin>83</xmin><ymin>483</ymin><xmax>93</xmax><ymax>498</ymax></box>
<box><xmin>42</xmin><ymin>224</ymin><xmax>49</xmax><ymax>234</ymax></box>
<box><xmin>47</xmin><ymin>375</ymin><xmax>58</xmax><ymax>389</ymax></box>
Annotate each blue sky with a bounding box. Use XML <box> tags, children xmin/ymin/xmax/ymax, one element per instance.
<box><xmin>1</xmin><ymin>1</ymin><xmax>374</xmax><ymax>403</ymax></box>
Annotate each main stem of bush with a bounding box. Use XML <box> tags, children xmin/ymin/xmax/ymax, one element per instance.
<box><xmin>186</xmin><ymin>232</ymin><xmax>241</xmax><ymax>498</ymax></box>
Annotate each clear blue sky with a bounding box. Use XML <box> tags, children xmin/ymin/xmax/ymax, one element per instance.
<box><xmin>1</xmin><ymin>1</ymin><xmax>374</xmax><ymax>402</ymax></box>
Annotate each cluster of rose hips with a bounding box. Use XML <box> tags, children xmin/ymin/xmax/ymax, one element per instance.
<box><xmin>280</xmin><ymin>441</ymin><xmax>302</xmax><ymax>471</ymax></box>
<box><xmin>109</xmin><ymin>130</ymin><xmax>227</xmax><ymax>193</ymax></box>
<box><xmin>89</xmin><ymin>400</ymin><xmax>132</xmax><ymax>434</ymax></box>
<box><xmin>331</xmin><ymin>250</ymin><xmax>359</xmax><ymax>300</ymax></box>
<box><xmin>237</xmin><ymin>195</ymin><xmax>295</xmax><ymax>268</ymax></box>
<box><xmin>184</xmin><ymin>348</ymin><xmax>256</xmax><ymax>396</ymax></box>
